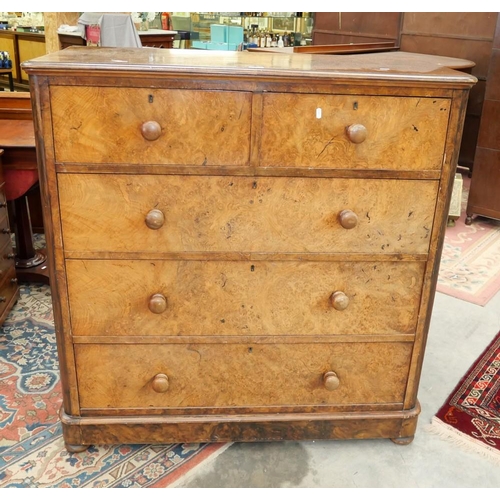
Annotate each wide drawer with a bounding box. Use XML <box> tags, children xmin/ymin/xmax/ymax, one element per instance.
<box><xmin>58</xmin><ymin>174</ymin><xmax>438</xmax><ymax>255</ymax></box>
<box><xmin>50</xmin><ymin>86</ymin><xmax>252</xmax><ymax>165</ymax></box>
<box><xmin>75</xmin><ymin>342</ymin><xmax>412</xmax><ymax>409</ymax></box>
<box><xmin>260</xmin><ymin>94</ymin><xmax>450</xmax><ymax>170</ymax></box>
<box><xmin>66</xmin><ymin>260</ymin><xmax>424</xmax><ymax>337</ymax></box>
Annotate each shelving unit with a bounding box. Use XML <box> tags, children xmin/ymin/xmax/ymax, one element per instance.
<box><xmin>187</xmin><ymin>12</ymin><xmax>313</xmax><ymax>42</ymax></box>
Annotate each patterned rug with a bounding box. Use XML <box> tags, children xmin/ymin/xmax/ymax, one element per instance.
<box><xmin>431</xmin><ymin>330</ymin><xmax>500</xmax><ymax>465</ymax></box>
<box><xmin>437</xmin><ymin>174</ymin><xmax>500</xmax><ymax>306</ymax></box>
<box><xmin>0</xmin><ymin>281</ymin><xmax>229</xmax><ymax>487</ymax></box>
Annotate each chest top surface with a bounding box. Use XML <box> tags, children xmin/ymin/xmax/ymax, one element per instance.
<box><xmin>22</xmin><ymin>47</ymin><xmax>477</xmax><ymax>86</ymax></box>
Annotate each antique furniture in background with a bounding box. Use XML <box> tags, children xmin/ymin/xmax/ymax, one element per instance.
<box><xmin>24</xmin><ymin>47</ymin><xmax>475</xmax><ymax>451</ymax></box>
<box><xmin>0</xmin><ymin>30</ymin><xmax>46</xmax><ymax>87</ymax></box>
<box><xmin>0</xmin><ymin>149</ymin><xmax>19</xmax><ymax>324</ymax></box>
<box><xmin>465</xmin><ymin>15</ymin><xmax>500</xmax><ymax>225</ymax></box>
<box><xmin>0</xmin><ymin>92</ymin><xmax>49</xmax><ymax>284</ymax></box>
<box><xmin>58</xmin><ymin>29</ymin><xmax>178</xmax><ymax>50</ymax></box>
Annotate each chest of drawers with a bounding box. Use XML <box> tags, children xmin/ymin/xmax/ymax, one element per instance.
<box><xmin>23</xmin><ymin>48</ymin><xmax>475</xmax><ymax>451</ymax></box>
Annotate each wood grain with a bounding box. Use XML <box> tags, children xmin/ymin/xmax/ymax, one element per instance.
<box><xmin>60</xmin><ymin>404</ymin><xmax>420</xmax><ymax>445</ymax></box>
<box><xmin>22</xmin><ymin>47</ymin><xmax>477</xmax><ymax>86</ymax></box>
<box><xmin>260</xmin><ymin>94</ymin><xmax>450</xmax><ymax>170</ymax></box>
<box><xmin>50</xmin><ymin>86</ymin><xmax>252</xmax><ymax>165</ymax></box>
<box><xmin>26</xmin><ymin>48</ymin><xmax>474</xmax><ymax>446</ymax></box>
<box><xmin>66</xmin><ymin>259</ymin><xmax>425</xmax><ymax>337</ymax></box>
<box><xmin>75</xmin><ymin>342</ymin><xmax>412</xmax><ymax>409</ymax></box>
<box><xmin>58</xmin><ymin>174</ymin><xmax>439</xmax><ymax>255</ymax></box>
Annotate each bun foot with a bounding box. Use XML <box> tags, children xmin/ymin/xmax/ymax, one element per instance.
<box><xmin>391</xmin><ymin>436</ymin><xmax>414</xmax><ymax>445</ymax></box>
<box><xmin>465</xmin><ymin>215</ymin><xmax>473</xmax><ymax>226</ymax></box>
<box><xmin>65</xmin><ymin>443</ymin><xmax>90</xmax><ymax>453</ymax></box>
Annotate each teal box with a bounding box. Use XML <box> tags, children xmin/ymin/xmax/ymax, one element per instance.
<box><xmin>191</xmin><ymin>40</ymin><xmax>208</xmax><ymax>49</ymax></box>
<box><xmin>227</xmin><ymin>26</ymin><xmax>243</xmax><ymax>45</ymax></box>
<box><xmin>206</xmin><ymin>42</ymin><xmax>239</xmax><ymax>51</ymax></box>
<box><xmin>210</xmin><ymin>24</ymin><xmax>227</xmax><ymax>43</ymax></box>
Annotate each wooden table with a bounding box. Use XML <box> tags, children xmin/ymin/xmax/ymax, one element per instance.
<box><xmin>0</xmin><ymin>118</ymin><xmax>49</xmax><ymax>284</ymax></box>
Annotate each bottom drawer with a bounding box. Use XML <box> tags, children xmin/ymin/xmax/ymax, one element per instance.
<box><xmin>75</xmin><ymin>342</ymin><xmax>412</xmax><ymax>410</ymax></box>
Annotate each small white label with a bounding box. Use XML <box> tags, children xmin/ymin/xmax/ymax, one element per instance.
<box><xmin>316</xmin><ymin>107</ymin><xmax>322</xmax><ymax>119</ymax></box>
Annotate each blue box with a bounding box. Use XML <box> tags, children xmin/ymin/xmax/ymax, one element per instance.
<box><xmin>210</xmin><ymin>24</ymin><xmax>227</xmax><ymax>43</ymax></box>
<box><xmin>227</xmin><ymin>26</ymin><xmax>243</xmax><ymax>45</ymax></box>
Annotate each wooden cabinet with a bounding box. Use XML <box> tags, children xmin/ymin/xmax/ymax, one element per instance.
<box><xmin>24</xmin><ymin>47</ymin><xmax>475</xmax><ymax>451</ymax></box>
<box><xmin>466</xmin><ymin>15</ymin><xmax>500</xmax><ymax>224</ymax></box>
<box><xmin>0</xmin><ymin>31</ymin><xmax>46</xmax><ymax>85</ymax></box>
<box><xmin>0</xmin><ymin>150</ymin><xmax>19</xmax><ymax>325</ymax></box>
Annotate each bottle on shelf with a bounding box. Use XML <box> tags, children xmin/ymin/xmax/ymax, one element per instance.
<box><xmin>266</xmin><ymin>32</ymin><xmax>272</xmax><ymax>48</ymax></box>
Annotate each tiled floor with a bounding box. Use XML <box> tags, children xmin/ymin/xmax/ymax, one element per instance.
<box><xmin>176</xmin><ymin>289</ymin><xmax>500</xmax><ymax>487</ymax></box>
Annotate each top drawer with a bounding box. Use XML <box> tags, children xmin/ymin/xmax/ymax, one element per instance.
<box><xmin>50</xmin><ymin>86</ymin><xmax>252</xmax><ymax>165</ymax></box>
<box><xmin>260</xmin><ymin>94</ymin><xmax>450</xmax><ymax>170</ymax></box>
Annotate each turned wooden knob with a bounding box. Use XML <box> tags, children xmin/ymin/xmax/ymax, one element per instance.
<box><xmin>141</xmin><ymin>121</ymin><xmax>162</xmax><ymax>141</ymax></box>
<box><xmin>323</xmin><ymin>371</ymin><xmax>340</xmax><ymax>391</ymax></box>
<box><xmin>151</xmin><ymin>373</ymin><xmax>169</xmax><ymax>393</ymax></box>
<box><xmin>149</xmin><ymin>293</ymin><xmax>167</xmax><ymax>314</ymax></box>
<box><xmin>145</xmin><ymin>209</ymin><xmax>165</xmax><ymax>230</ymax></box>
<box><xmin>346</xmin><ymin>124</ymin><xmax>367</xmax><ymax>144</ymax></box>
<box><xmin>339</xmin><ymin>209</ymin><xmax>358</xmax><ymax>229</ymax></box>
<box><xmin>330</xmin><ymin>291</ymin><xmax>349</xmax><ymax>311</ymax></box>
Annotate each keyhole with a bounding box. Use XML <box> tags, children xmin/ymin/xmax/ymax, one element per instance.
<box><xmin>149</xmin><ymin>95</ymin><xmax>154</xmax><ymax>103</ymax></box>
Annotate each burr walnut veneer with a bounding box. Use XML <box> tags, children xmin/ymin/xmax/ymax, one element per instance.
<box><xmin>23</xmin><ymin>47</ymin><xmax>475</xmax><ymax>451</ymax></box>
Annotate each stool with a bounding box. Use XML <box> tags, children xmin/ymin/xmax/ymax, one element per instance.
<box><xmin>0</xmin><ymin>69</ymin><xmax>14</xmax><ymax>92</ymax></box>
<box><xmin>4</xmin><ymin>168</ymin><xmax>49</xmax><ymax>284</ymax></box>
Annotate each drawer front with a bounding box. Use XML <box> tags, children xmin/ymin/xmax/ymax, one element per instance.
<box><xmin>59</xmin><ymin>174</ymin><xmax>438</xmax><ymax>255</ymax></box>
<box><xmin>50</xmin><ymin>86</ymin><xmax>252</xmax><ymax>165</ymax></box>
<box><xmin>260</xmin><ymin>94</ymin><xmax>450</xmax><ymax>170</ymax></box>
<box><xmin>67</xmin><ymin>260</ymin><xmax>424</xmax><ymax>337</ymax></box>
<box><xmin>75</xmin><ymin>342</ymin><xmax>412</xmax><ymax>409</ymax></box>
<box><xmin>0</xmin><ymin>240</ymin><xmax>15</xmax><ymax>280</ymax></box>
<box><xmin>0</xmin><ymin>265</ymin><xmax>18</xmax><ymax>315</ymax></box>
<box><xmin>0</xmin><ymin>213</ymin><xmax>11</xmax><ymax>252</ymax></box>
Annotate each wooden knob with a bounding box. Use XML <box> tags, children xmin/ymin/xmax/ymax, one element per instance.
<box><xmin>346</xmin><ymin>124</ymin><xmax>367</xmax><ymax>144</ymax></box>
<box><xmin>145</xmin><ymin>209</ymin><xmax>165</xmax><ymax>230</ymax></box>
<box><xmin>330</xmin><ymin>291</ymin><xmax>349</xmax><ymax>311</ymax></box>
<box><xmin>149</xmin><ymin>293</ymin><xmax>167</xmax><ymax>314</ymax></box>
<box><xmin>323</xmin><ymin>371</ymin><xmax>340</xmax><ymax>391</ymax></box>
<box><xmin>141</xmin><ymin>121</ymin><xmax>162</xmax><ymax>141</ymax></box>
<box><xmin>339</xmin><ymin>209</ymin><xmax>358</xmax><ymax>229</ymax></box>
<box><xmin>151</xmin><ymin>373</ymin><xmax>169</xmax><ymax>393</ymax></box>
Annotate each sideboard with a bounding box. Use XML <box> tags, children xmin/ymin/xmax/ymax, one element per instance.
<box><xmin>23</xmin><ymin>47</ymin><xmax>476</xmax><ymax>451</ymax></box>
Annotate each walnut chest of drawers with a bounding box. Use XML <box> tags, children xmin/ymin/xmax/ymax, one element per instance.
<box><xmin>23</xmin><ymin>48</ymin><xmax>476</xmax><ymax>451</ymax></box>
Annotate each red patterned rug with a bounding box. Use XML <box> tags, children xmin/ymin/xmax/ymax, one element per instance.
<box><xmin>431</xmin><ymin>330</ymin><xmax>500</xmax><ymax>464</ymax></box>
<box><xmin>437</xmin><ymin>174</ymin><xmax>500</xmax><ymax>306</ymax></box>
